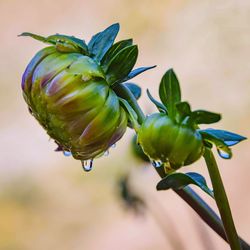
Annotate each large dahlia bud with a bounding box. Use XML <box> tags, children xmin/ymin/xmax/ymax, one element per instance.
<box><xmin>21</xmin><ymin>24</ymin><xmax>153</xmax><ymax>168</ymax></box>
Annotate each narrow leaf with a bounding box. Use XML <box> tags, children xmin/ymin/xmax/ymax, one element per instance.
<box><xmin>200</xmin><ymin>129</ymin><xmax>247</xmax><ymax>146</ymax></box>
<box><xmin>19</xmin><ymin>32</ymin><xmax>48</xmax><ymax>43</ymax></box>
<box><xmin>101</xmin><ymin>39</ymin><xmax>133</xmax><ymax>71</ymax></box>
<box><xmin>20</xmin><ymin>32</ymin><xmax>88</xmax><ymax>53</ymax></box>
<box><xmin>190</xmin><ymin>110</ymin><xmax>221</xmax><ymax>124</ymax></box>
<box><xmin>106</xmin><ymin>45</ymin><xmax>138</xmax><ymax>85</ymax></box>
<box><xmin>124</xmin><ymin>83</ymin><xmax>141</xmax><ymax>100</ymax></box>
<box><xmin>159</xmin><ymin>69</ymin><xmax>181</xmax><ymax>119</ymax></box>
<box><xmin>121</xmin><ymin>65</ymin><xmax>156</xmax><ymax>83</ymax></box>
<box><xmin>199</xmin><ymin>130</ymin><xmax>233</xmax><ymax>159</ymax></box>
<box><xmin>146</xmin><ymin>89</ymin><xmax>167</xmax><ymax>113</ymax></box>
<box><xmin>47</xmin><ymin>34</ymin><xmax>88</xmax><ymax>51</ymax></box>
<box><xmin>88</xmin><ymin>23</ymin><xmax>120</xmax><ymax>62</ymax></box>
<box><xmin>157</xmin><ymin>172</ymin><xmax>214</xmax><ymax>198</ymax></box>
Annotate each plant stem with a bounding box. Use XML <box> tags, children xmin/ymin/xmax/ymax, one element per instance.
<box><xmin>154</xmin><ymin>163</ymin><xmax>250</xmax><ymax>250</ymax></box>
<box><xmin>113</xmin><ymin>83</ymin><xmax>145</xmax><ymax>125</ymax></box>
<box><xmin>114</xmin><ymin>83</ymin><xmax>250</xmax><ymax>249</ymax></box>
<box><xmin>204</xmin><ymin>147</ymin><xmax>242</xmax><ymax>250</ymax></box>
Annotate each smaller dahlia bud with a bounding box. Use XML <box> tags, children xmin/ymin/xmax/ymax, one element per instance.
<box><xmin>21</xmin><ymin>24</ymin><xmax>154</xmax><ymax>170</ymax></box>
<box><xmin>137</xmin><ymin>113</ymin><xmax>204</xmax><ymax>170</ymax></box>
<box><xmin>137</xmin><ymin>69</ymin><xmax>222</xmax><ymax>172</ymax></box>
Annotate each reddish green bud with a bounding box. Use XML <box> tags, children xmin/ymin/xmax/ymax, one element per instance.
<box><xmin>21</xmin><ymin>24</ymin><xmax>155</xmax><ymax>166</ymax></box>
<box><xmin>22</xmin><ymin>46</ymin><xmax>127</xmax><ymax>161</ymax></box>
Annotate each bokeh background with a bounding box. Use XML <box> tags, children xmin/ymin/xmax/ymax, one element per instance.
<box><xmin>1</xmin><ymin>0</ymin><xmax>250</xmax><ymax>249</ymax></box>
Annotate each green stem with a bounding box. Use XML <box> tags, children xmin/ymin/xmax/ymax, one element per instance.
<box><xmin>114</xmin><ymin>83</ymin><xmax>250</xmax><ymax>249</ymax></box>
<box><xmin>113</xmin><ymin>83</ymin><xmax>145</xmax><ymax>125</ymax></box>
<box><xmin>204</xmin><ymin>147</ymin><xmax>242</xmax><ymax>250</ymax></box>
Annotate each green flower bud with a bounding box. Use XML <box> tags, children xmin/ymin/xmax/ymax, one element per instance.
<box><xmin>21</xmin><ymin>24</ymin><xmax>143</xmax><ymax>164</ymax></box>
<box><xmin>22</xmin><ymin>46</ymin><xmax>127</xmax><ymax>161</ymax></box>
<box><xmin>21</xmin><ymin>25</ymin><xmax>157</xmax><ymax>167</ymax></box>
<box><xmin>137</xmin><ymin>113</ymin><xmax>204</xmax><ymax>170</ymax></box>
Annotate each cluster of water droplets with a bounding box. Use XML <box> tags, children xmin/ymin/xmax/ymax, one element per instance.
<box><xmin>58</xmin><ymin>143</ymin><xmax>117</xmax><ymax>172</ymax></box>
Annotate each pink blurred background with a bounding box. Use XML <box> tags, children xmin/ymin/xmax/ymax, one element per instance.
<box><xmin>1</xmin><ymin>0</ymin><xmax>250</xmax><ymax>249</ymax></box>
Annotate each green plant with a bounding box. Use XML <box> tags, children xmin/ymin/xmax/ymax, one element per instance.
<box><xmin>21</xmin><ymin>24</ymin><xmax>248</xmax><ymax>250</ymax></box>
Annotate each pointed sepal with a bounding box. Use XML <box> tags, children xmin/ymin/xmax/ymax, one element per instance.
<box><xmin>106</xmin><ymin>45</ymin><xmax>138</xmax><ymax>85</ymax></box>
<box><xmin>159</xmin><ymin>69</ymin><xmax>181</xmax><ymax>120</ymax></box>
<box><xmin>200</xmin><ymin>128</ymin><xmax>246</xmax><ymax>159</ymax></box>
<box><xmin>199</xmin><ymin>129</ymin><xmax>246</xmax><ymax>159</ymax></box>
<box><xmin>88</xmin><ymin>23</ymin><xmax>120</xmax><ymax>62</ymax></box>
<box><xmin>190</xmin><ymin>110</ymin><xmax>221</xmax><ymax>125</ymax></box>
<box><xmin>101</xmin><ymin>39</ymin><xmax>133</xmax><ymax>71</ymax></box>
<box><xmin>120</xmin><ymin>65</ymin><xmax>156</xmax><ymax>83</ymax></box>
<box><xmin>19</xmin><ymin>32</ymin><xmax>88</xmax><ymax>54</ymax></box>
<box><xmin>200</xmin><ymin>128</ymin><xmax>246</xmax><ymax>146</ymax></box>
<box><xmin>146</xmin><ymin>89</ymin><xmax>167</xmax><ymax>113</ymax></box>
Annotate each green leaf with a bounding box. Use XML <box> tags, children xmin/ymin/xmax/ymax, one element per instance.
<box><xmin>20</xmin><ymin>32</ymin><xmax>88</xmax><ymax>53</ymax></box>
<box><xmin>190</xmin><ymin>110</ymin><xmax>221</xmax><ymax>124</ymax></box>
<box><xmin>101</xmin><ymin>39</ymin><xmax>133</xmax><ymax>71</ymax></box>
<box><xmin>106</xmin><ymin>45</ymin><xmax>138</xmax><ymax>85</ymax></box>
<box><xmin>121</xmin><ymin>65</ymin><xmax>156</xmax><ymax>83</ymax></box>
<box><xmin>199</xmin><ymin>128</ymin><xmax>246</xmax><ymax>146</ymax></box>
<box><xmin>176</xmin><ymin>101</ymin><xmax>191</xmax><ymax>122</ymax></box>
<box><xmin>47</xmin><ymin>34</ymin><xmax>87</xmax><ymax>48</ymax></box>
<box><xmin>200</xmin><ymin>128</ymin><xmax>247</xmax><ymax>159</ymax></box>
<box><xmin>159</xmin><ymin>69</ymin><xmax>181</xmax><ymax>119</ymax></box>
<box><xmin>124</xmin><ymin>83</ymin><xmax>141</xmax><ymax>100</ymax></box>
<box><xmin>88</xmin><ymin>23</ymin><xmax>120</xmax><ymax>62</ymax></box>
<box><xmin>199</xmin><ymin>130</ymin><xmax>232</xmax><ymax>159</ymax></box>
<box><xmin>146</xmin><ymin>89</ymin><xmax>167</xmax><ymax>113</ymax></box>
<box><xmin>157</xmin><ymin>172</ymin><xmax>214</xmax><ymax>198</ymax></box>
<box><xmin>19</xmin><ymin>32</ymin><xmax>48</xmax><ymax>43</ymax></box>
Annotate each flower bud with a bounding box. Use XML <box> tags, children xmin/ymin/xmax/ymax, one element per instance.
<box><xmin>21</xmin><ymin>24</ymin><xmax>155</xmax><ymax>165</ymax></box>
<box><xmin>22</xmin><ymin>41</ymin><xmax>128</xmax><ymax>161</ymax></box>
<box><xmin>137</xmin><ymin>113</ymin><xmax>204</xmax><ymax>170</ymax></box>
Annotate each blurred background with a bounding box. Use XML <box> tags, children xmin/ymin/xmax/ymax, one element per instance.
<box><xmin>1</xmin><ymin>0</ymin><xmax>250</xmax><ymax>249</ymax></box>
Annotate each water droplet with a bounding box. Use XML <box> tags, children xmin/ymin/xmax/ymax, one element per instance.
<box><xmin>81</xmin><ymin>159</ymin><xmax>93</xmax><ymax>172</ymax></box>
<box><xmin>104</xmin><ymin>150</ymin><xmax>109</xmax><ymax>156</ymax></box>
<box><xmin>111</xmin><ymin>143</ymin><xmax>116</xmax><ymax>148</ymax></box>
<box><xmin>217</xmin><ymin>148</ymin><xmax>231</xmax><ymax>159</ymax></box>
<box><xmin>151</xmin><ymin>160</ymin><xmax>162</xmax><ymax>168</ymax></box>
<box><xmin>63</xmin><ymin>151</ymin><xmax>72</xmax><ymax>157</ymax></box>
